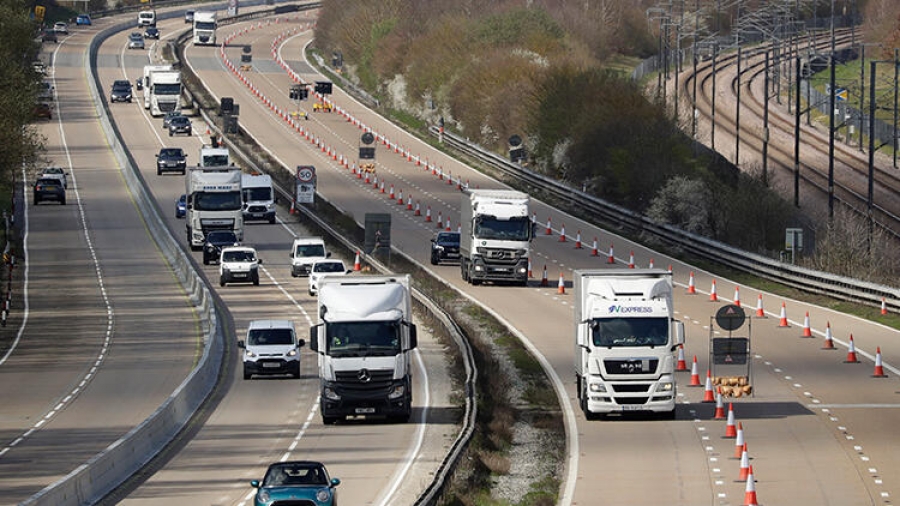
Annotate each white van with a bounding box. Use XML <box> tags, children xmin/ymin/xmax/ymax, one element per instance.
<box><xmin>242</xmin><ymin>173</ymin><xmax>276</xmax><ymax>223</ymax></box>
<box><xmin>290</xmin><ymin>237</ymin><xmax>328</xmax><ymax>277</ymax></box>
<box><xmin>137</xmin><ymin>9</ymin><xmax>156</xmax><ymax>27</ymax></box>
<box><xmin>238</xmin><ymin>320</ymin><xmax>305</xmax><ymax>379</ymax></box>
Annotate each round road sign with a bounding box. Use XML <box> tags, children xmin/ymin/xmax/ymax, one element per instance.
<box><xmin>715</xmin><ymin>304</ymin><xmax>746</xmax><ymax>331</ymax></box>
<box><xmin>297</xmin><ymin>166</ymin><xmax>315</xmax><ymax>182</ymax></box>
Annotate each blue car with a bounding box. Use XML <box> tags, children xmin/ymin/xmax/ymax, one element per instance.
<box><xmin>76</xmin><ymin>14</ymin><xmax>91</xmax><ymax>25</ymax></box>
<box><xmin>251</xmin><ymin>461</ymin><xmax>340</xmax><ymax>506</ymax></box>
<box><xmin>175</xmin><ymin>194</ymin><xmax>186</xmax><ymax>218</ymax></box>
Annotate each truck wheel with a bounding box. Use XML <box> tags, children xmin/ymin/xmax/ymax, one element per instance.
<box><xmin>581</xmin><ymin>387</ymin><xmax>598</xmax><ymax>421</ymax></box>
<box><xmin>460</xmin><ymin>260</ymin><xmax>468</xmax><ymax>281</ymax></box>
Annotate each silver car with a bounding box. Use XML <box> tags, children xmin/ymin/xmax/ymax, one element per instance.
<box><xmin>127</xmin><ymin>32</ymin><xmax>145</xmax><ymax>49</ymax></box>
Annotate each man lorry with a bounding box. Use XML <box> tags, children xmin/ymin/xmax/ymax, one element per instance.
<box><xmin>574</xmin><ymin>269</ymin><xmax>683</xmax><ymax>420</ymax></box>
<box><xmin>460</xmin><ymin>189</ymin><xmax>533</xmax><ymax>286</ymax></box>
<box><xmin>185</xmin><ymin>165</ymin><xmax>243</xmax><ymax>250</ymax></box>
<box><xmin>242</xmin><ymin>173</ymin><xmax>276</xmax><ymax>223</ymax></box>
<box><xmin>309</xmin><ymin>275</ymin><xmax>417</xmax><ymax>425</ymax></box>
<box><xmin>192</xmin><ymin>11</ymin><xmax>217</xmax><ymax>45</ymax></box>
<box><xmin>143</xmin><ymin>65</ymin><xmax>181</xmax><ymax>116</ymax></box>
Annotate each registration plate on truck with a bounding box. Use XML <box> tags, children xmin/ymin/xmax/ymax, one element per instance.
<box><xmin>354</xmin><ymin>407</ymin><xmax>376</xmax><ymax>414</ymax></box>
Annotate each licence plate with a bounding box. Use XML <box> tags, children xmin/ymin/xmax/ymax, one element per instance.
<box><xmin>233</xmin><ymin>273</ymin><xmax>247</xmax><ymax>278</ymax></box>
<box><xmin>251</xmin><ymin>213</ymin><xmax>263</xmax><ymax>218</ymax></box>
<box><xmin>354</xmin><ymin>407</ymin><xmax>376</xmax><ymax>414</ymax></box>
<box><xmin>620</xmin><ymin>405</ymin><xmax>644</xmax><ymax>411</ymax></box>
<box><xmin>262</xmin><ymin>362</ymin><xmax>280</xmax><ymax>368</ymax></box>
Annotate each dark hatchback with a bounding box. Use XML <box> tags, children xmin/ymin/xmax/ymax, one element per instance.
<box><xmin>110</xmin><ymin>80</ymin><xmax>133</xmax><ymax>103</ymax></box>
<box><xmin>144</xmin><ymin>26</ymin><xmax>160</xmax><ymax>39</ymax></box>
<box><xmin>156</xmin><ymin>147</ymin><xmax>187</xmax><ymax>175</ymax></box>
<box><xmin>430</xmin><ymin>231</ymin><xmax>461</xmax><ymax>264</ymax></box>
<box><xmin>203</xmin><ymin>230</ymin><xmax>239</xmax><ymax>265</ymax></box>
<box><xmin>33</xmin><ymin>178</ymin><xmax>66</xmax><ymax>205</ymax></box>
<box><xmin>168</xmin><ymin>115</ymin><xmax>191</xmax><ymax>136</ymax></box>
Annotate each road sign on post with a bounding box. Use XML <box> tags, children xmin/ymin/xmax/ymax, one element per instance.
<box><xmin>295</xmin><ymin>165</ymin><xmax>316</xmax><ymax>205</ymax></box>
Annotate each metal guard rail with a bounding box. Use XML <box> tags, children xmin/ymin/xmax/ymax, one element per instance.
<box><xmin>428</xmin><ymin>126</ymin><xmax>900</xmax><ymax>312</ymax></box>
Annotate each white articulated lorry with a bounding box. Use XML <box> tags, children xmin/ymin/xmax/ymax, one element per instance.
<box><xmin>574</xmin><ymin>269</ymin><xmax>683</xmax><ymax>419</ymax></box>
<box><xmin>310</xmin><ymin>275</ymin><xmax>418</xmax><ymax>425</ymax></box>
<box><xmin>192</xmin><ymin>11</ymin><xmax>217</xmax><ymax>45</ymax></box>
<box><xmin>185</xmin><ymin>166</ymin><xmax>243</xmax><ymax>249</ymax></box>
<box><xmin>143</xmin><ymin>65</ymin><xmax>181</xmax><ymax>116</ymax></box>
<box><xmin>460</xmin><ymin>189</ymin><xmax>533</xmax><ymax>286</ymax></box>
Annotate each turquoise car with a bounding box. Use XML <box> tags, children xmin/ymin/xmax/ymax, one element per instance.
<box><xmin>251</xmin><ymin>461</ymin><xmax>340</xmax><ymax>506</ymax></box>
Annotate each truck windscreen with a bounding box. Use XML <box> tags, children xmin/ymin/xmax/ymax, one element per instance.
<box><xmin>194</xmin><ymin>191</ymin><xmax>241</xmax><ymax>211</ymax></box>
<box><xmin>591</xmin><ymin>317</ymin><xmax>668</xmax><ymax>347</ymax></box>
<box><xmin>474</xmin><ymin>215</ymin><xmax>531</xmax><ymax>241</ymax></box>
<box><xmin>326</xmin><ymin>321</ymin><xmax>400</xmax><ymax>357</ymax></box>
<box><xmin>195</xmin><ymin>21</ymin><xmax>215</xmax><ymax>30</ymax></box>
<box><xmin>154</xmin><ymin>84</ymin><xmax>181</xmax><ymax>95</ymax></box>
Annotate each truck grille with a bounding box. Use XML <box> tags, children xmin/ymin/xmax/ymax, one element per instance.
<box><xmin>480</xmin><ymin>248</ymin><xmax>517</xmax><ymax>262</ymax></box>
<box><xmin>158</xmin><ymin>102</ymin><xmax>176</xmax><ymax>112</ymax></box>
<box><xmin>612</xmin><ymin>384</ymin><xmax>651</xmax><ymax>393</ymax></box>
<box><xmin>604</xmin><ymin>359</ymin><xmax>659</xmax><ymax>375</ymax></box>
<box><xmin>335</xmin><ymin>369</ymin><xmax>393</xmax><ymax>391</ymax></box>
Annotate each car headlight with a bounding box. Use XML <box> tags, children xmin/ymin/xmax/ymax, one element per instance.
<box><xmin>286</xmin><ymin>349</ymin><xmax>297</xmax><ymax>357</ymax></box>
<box><xmin>589</xmin><ymin>383</ymin><xmax>607</xmax><ymax>393</ymax></box>
<box><xmin>316</xmin><ymin>489</ymin><xmax>332</xmax><ymax>502</ymax></box>
<box><xmin>388</xmin><ymin>385</ymin><xmax>406</xmax><ymax>399</ymax></box>
<box><xmin>245</xmin><ymin>350</ymin><xmax>257</xmax><ymax>358</ymax></box>
<box><xmin>257</xmin><ymin>490</ymin><xmax>270</xmax><ymax>503</ymax></box>
<box><xmin>324</xmin><ymin>387</ymin><xmax>340</xmax><ymax>400</ymax></box>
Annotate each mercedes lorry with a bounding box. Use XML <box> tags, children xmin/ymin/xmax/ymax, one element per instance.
<box><xmin>460</xmin><ymin>189</ymin><xmax>532</xmax><ymax>286</ymax></box>
<box><xmin>310</xmin><ymin>275</ymin><xmax>417</xmax><ymax>425</ymax></box>
<box><xmin>192</xmin><ymin>11</ymin><xmax>217</xmax><ymax>45</ymax></box>
<box><xmin>574</xmin><ymin>269</ymin><xmax>683</xmax><ymax>419</ymax></box>
<box><xmin>143</xmin><ymin>65</ymin><xmax>181</xmax><ymax>116</ymax></box>
<box><xmin>242</xmin><ymin>173</ymin><xmax>276</xmax><ymax>223</ymax></box>
<box><xmin>185</xmin><ymin>165</ymin><xmax>243</xmax><ymax>250</ymax></box>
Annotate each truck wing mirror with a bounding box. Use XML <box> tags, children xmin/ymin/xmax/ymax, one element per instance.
<box><xmin>671</xmin><ymin>321</ymin><xmax>685</xmax><ymax>351</ymax></box>
<box><xmin>407</xmin><ymin>323</ymin><xmax>417</xmax><ymax>350</ymax></box>
<box><xmin>309</xmin><ymin>325</ymin><xmax>319</xmax><ymax>352</ymax></box>
<box><xmin>237</xmin><ymin>340</ymin><xmax>245</xmax><ymax>349</ymax></box>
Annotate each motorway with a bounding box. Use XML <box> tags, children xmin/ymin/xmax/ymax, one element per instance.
<box><xmin>3</xmin><ymin>5</ymin><xmax>900</xmax><ymax>506</ymax></box>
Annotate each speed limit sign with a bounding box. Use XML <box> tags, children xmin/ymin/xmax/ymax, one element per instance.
<box><xmin>295</xmin><ymin>165</ymin><xmax>317</xmax><ymax>204</ymax></box>
<box><xmin>297</xmin><ymin>165</ymin><xmax>316</xmax><ymax>182</ymax></box>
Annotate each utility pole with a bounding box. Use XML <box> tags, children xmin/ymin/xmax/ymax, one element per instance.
<box><xmin>827</xmin><ymin>0</ymin><xmax>836</xmax><ymax>219</ymax></box>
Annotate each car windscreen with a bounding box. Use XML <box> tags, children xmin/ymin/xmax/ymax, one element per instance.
<box><xmin>222</xmin><ymin>250</ymin><xmax>256</xmax><ymax>263</ymax></box>
<box><xmin>296</xmin><ymin>244</ymin><xmax>325</xmax><ymax>257</ymax></box>
<box><xmin>248</xmin><ymin>328</ymin><xmax>294</xmax><ymax>346</ymax></box>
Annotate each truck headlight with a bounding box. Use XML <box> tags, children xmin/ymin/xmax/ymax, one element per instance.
<box><xmin>324</xmin><ymin>387</ymin><xmax>340</xmax><ymax>400</ymax></box>
<box><xmin>589</xmin><ymin>383</ymin><xmax>607</xmax><ymax>393</ymax></box>
<box><xmin>659</xmin><ymin>381</ymin><xmax>674</xmax><ymax>391</ymax></box>
<box><xmin>316</xmin><ymin>489</ymin><xmax>332</xmax><ymax>502</ymax></box>
<box><xmin>474</xmin><ymin>265</ymin><xmax>484</xmax><ymax>272</ymax></box>
<box><xmin>388</xmin><ymin>385</ymin><xmax>406</xmax><ymax>399</ymax></box>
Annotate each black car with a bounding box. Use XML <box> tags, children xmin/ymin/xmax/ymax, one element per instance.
<box><xmin>110</xmin><ymin>80</ymin><xmax>133</xmax><ymax>103</ymax></box>
<box><xmin>430</xmin><ymin>231</ymin><xmax>461</xmax><ymax>264</ymax></box>
<box><xmin>41</xmin><ymin>29</ymin><xmax>58</xmax><ymax>43</ymax></box>
<box><xmin>156</xmin><ymin>147</ymin><xmax>187</xmax><ymax>175</ymax></box>
<box><xmin>203</xmin><ymin>230</ymin><xmax>239</xmax><ymax>265</ymax></box>
<box><xmin>144</xmin><ymin>26</ymin><xmax>160</xmax><ymax>39</ymax></box>
<box><xmin>33</xmin><ymin>177</ymin><xmax>66</xmax><ymax>205</ymax></box>
<box><xmin>168</xmin><ymin>115</ymin><xmax>191</xmax><ymax>136</ymax></box>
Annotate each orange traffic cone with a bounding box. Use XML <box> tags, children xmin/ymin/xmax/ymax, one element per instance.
<box><xmin>822</xmin><ymin>321</ymin><xmax>836</xmax><ymax>350</ymax></box>
<box><xmin>574</xmin><ymin>231</ymin><xmax>582</xmax><ymax>249</ymax></box>
<box><xmin>709</xmin><ymin>280</ymin><xmax>718</xmax><ymax>302</ymax></box>
<box><xmin>545</xmin><ymin>217</ymin><xmax>552</xmax><ymax>235</ymax></box>
<box><xmin>702</xmin><ymin>370</ymin><xmax>715</xmax><ymax>402</ymax></box>
<box><xmin>743</xmin><ymin>465</ymin><xmax>758</xmax><ymax>505</ymax></box>
<box><xmin>689</xmin><ymin>356</ymin><xmax>701</xmax><ymax>386</ymax></box>
<box><xmin>881</xmin><ymin>297</ymin><xmax>888</xmax><ymax>315</ymax></box>
<box><xmin>801</xmin><ymin>312</ymin><xmax>813</xmax><ymax>337</ymax></box>
<box><xmin>733</xmin><ymin>286</ymin><xmax>741</xmax><ymax>307</ymax></box>
<box><xmin>648</xmin><ymin>258</ymin><xmax>655</xmax><ymax>269</ymax></box>
<box><xmin>425</xmin><ymin>206</ymin><xmax>432</xmax><ymax>222</ymax></box>
<box><xmin>445</xmin><ymin>217</ymin><xmax>451</xmax><ymax>231</ymax></box>
<box><xmin>873</xmin><ymin>347</ymin><xmax>888</xmax><ymax>377</ymax></box>
<box><xmin>353</xmin><ymin>251</ymin><xmax>361</xmax><ymax>271</ymax></box>
<box><xmin>436</xmin><ymin>210</ymin><xmax>443</xmax><ymax>229</ymax></box>
<box><xmin>845</xmin><ymin>334</ymin><xmax>860</xmax><ymax>363</ymax></box>
<box><xmin>738</xmin><ymin>443</ymin><xmax>751</xmax><ymax>480</ymax></box>
<box><xmin>724</xmin><ymin>403</ymin><xmax>737</xmax><ymax>437</ymax></box>
<box><xmin>675</xmin><ymin>345</ymin><xmax>687</xmax><ymax>371</ymax></box>
<box><xmin>733</xmin><ymin>422</ymin><xmax>745</xmax><ymax>458</ymax></box>
<box><xmin>713</xmin><ymin>391</ymin><xmax>726</xmax><ymax>419</ymax></box>
<box><xmin>540</xmin><ymin>265</ymin><xmax>548</xmax><ymax>287</ymax></box>
<box><xmin>687</xmin><ymin>272</ymin><xmax>696</xmax><ymax>294</ymax></box>
<box><xmin>389</xmin><ymin>185</ymin><xmax>395</xmax><ymax>200</ymax></box>
<box><xmin>778</xmin><ymin>302</ymin><xmax>789</xmax><ymax>327</ymax></box>
<box><xmin>755</xmin><ymin>294</ymin><xmax>765</xmax><ymax>317</ymax></box>
<box><xmin>557</xmin><ymin>273</ymin><xmax>566</xmax><ymax>294</ymax></box>
<box><xmin>607</xmin><ymin>244</ymin><xmax>615</xmax><ymax>264</ymax></box>
<box><xmin>559</xmin><ymin>224</ymin><xmax>567</xmax><ymax>242</ymax></box>
<box><xmin>289</xmin><ymin>201</ymin><xmax>296</xmax><ymax>215</ymax></box>
<box><xmin>414</xmin><ymin>200</ymin><xmax>420</xmax><ymax>215</ymax></box>
<box><xmin>628</xmin><ymin>251</ymin><xmax>635</xmax><ymax>269</ymax></box>
<box><xmin>591</xmin><ymin>238</ymin><xmax>599</xmax><ymax>256</ymax></box>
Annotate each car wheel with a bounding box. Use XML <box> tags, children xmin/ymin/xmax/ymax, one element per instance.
<box><xmin>60</xmin><ymin>197</ymin><xmax>66</xmax><ymax>205</ymax></box>
<box><xmin>33</xmin><ymin>198</ymin><xmax>39</xmax><ymax>206</ymax></box>
<box><xmin>168</xmin><ymin>130</ymin><xmax>172</xmax><ymax>136</ymax></box>
<box><xmin>291</xmin><ymin>364</ymin><xmax>301</xmax><ymax>378</ymax></box>
<box><xmin>219</xmin><ymin>276</ymin><xmax>226</xmax><ymax>287</ymax></box>
<box><xmin>430</xmin><ymin>253</ymin><xmax>438</xmax><ymax>265</ymax></box>
<box><xmin>180</xmin><ymin>169</ymin><xmax>186</xmax><ymax>175</ymax></box>
<box><xmin>268</xmin><ymin>215</ymin><xmax>276</xmax><ymax>224</ymax></box>
<box><xmin>157</xmin><ymin>168</ymin><xmax>162</xmax><ymax>176</ymax></box>
<box><xmin>252</xmin><ymin>275</ymin><xmax>259</xmax><ymax>286</ymax></box>
<box><xmin>308</xmin><ymin>289</ymin><xmax>315</xmax><ymax>296</ymax></box>
<box><xmin>202</xmin><ymin>255</ymin><xmax>209</xmax><ymax>265</ymax></box>
<box><xmin>243</xmin><ymin>367</ymin><xmax>251</xmax><ymax>380</ymax></box>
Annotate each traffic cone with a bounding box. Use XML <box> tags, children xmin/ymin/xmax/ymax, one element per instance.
<box><xmin>289</xmin><ymin>201</ymin><xmax>296</xmax><ymax>215</ymax></box>
<box><xmin>702</xmin><ymin>370</ymin><xmax>716</xmax><ymax>402</ymax></box>
<box><xmin>709</xmin><ymin>280</ymin><xmax>718</xmax><ymax>302</ymax></box>
<box><xmin>873</xmin><ymin>347</ymin><xmax>887</xmax><ymax>377</ymax></box>
<box><xmin>559</xmin><ymin>224</ymin><xmax>567</xmax><ymax>242</ymax></box>
<box><xmin>607</xmin><ymin>244</ymin><xmax>615</xmax><ymax>264</ymax></box>
<box><xmin>743</xmin><ymin>466</ymin><xmax>758</xmax><ymax>506</ymax></box>
<box><xmin>713</xmin><ymin>391</ymin><xmax>726</xmax><ymax>419</ymax></box>
<box><xmin>801</xmin><ymin>311</ymin><xmax>813</xmax><ymax>337</ymax></box>
<box><xmin>675</xmin><ymin>345</ymin><xmax>687</xmax><ymax>371</ymax></box>
<box><xmin>689</xmin><ymin>356</ymin><xmax>701</xmax><ymax>386</ymax></box>
<box><xmin>557</xmin><ymin>273</ymin><xmax>566</xmax><ymax>295</ymax></box>
<box><xmin>527</xmin><ymin>259</ymin><xmax>533</xmax><ymax>278</ymax></box>
<box><xmin>540</xmin><ymin>265</ymin><xmax>548</xmax><ymax>287</ymax></box>
<box><xmin>687</xmin><ymin>272</ymin><xmax>696</xmax><ymax>294</ymax></box>
<box><xmin>822</xmin><ymin>322</ymin><xmax>836</xmax><ymax>350</ymax></box>
<box><xmin>724</xmin><ymin>403</ymin><xmax>737</xmax><ymax>437</ymax></box>
<box><xmin>397</xmin><ymin>189</ymin><xmax>404</xmax><ymax>205</ymax></box>
<box><xmin>778</xmin><ymin>302</ymin><xmax>789</xmax><ymax>327</ymax></box>
<box><xmin>648</xmin><ymin>258</ymin><xmax>655</xmax><ymax>269</ymax></box>
<box><xmin>591</xmin><ymin>238</ymin><xmax>599</xmax><ymax>256</ymax></box>
<box><xmin>353</xmin><ymin>251</ymin><xmax>361</xmax><ymax>271</ymax></box>
<box><xmin>733</xmin><ymin>422</ymin><xmax>745</xmax><ymax>458</ymax></box>
<box><xmin>755</xmin><ymin>294</ymin><xmax>765</xmax><ymax>317</ymax></box>
<box><xmin>373</xmin><ymin>175</ymin><xmax>379</xmax><ymax>189</ymax></box>
<box><xmin>574</xmin><ymin>231</ymin><xmax>582</xmax><ymax>249</ymax></box>
<box><xmin>845</xmin><ymin>334</ymin><xmax>860</xmax><ymax>363</ymax></box>
<box><xmin>379</xmin><ymin>182</ymin><xmax>385</xmax><ymax>193</ymax></box>
<box><xmin>733</xmin><ymin>286</ymin><xmax>741</xmax><ymax>306</ymax></box>
<box><xmin>425</xmin><ymin>206</ymin><xmax>432</xmax><ymax>222</ymax></box>
<box><xmin>881</xmin><ymin>297</ymin><xmax>888</xmax><ymax>316</ymax></box>
<box><xmin>406</xmin><ymin>196</ymin><xmax>413</xmax><ymax>211</ymax></box>
<box><xmin>436</xmin><ymin>210</ymin><xmax>443</xmax><ymax>228</ymax></box>
<box><xmin>414</xmin><ymin>201</ymin><xmax>421</xmax><ymax>216</ymax></box>
<box><xmin>389</xmin><ymin>185</ymin><xmax>395</xmax><ymax>200</ymax></box>
<box><xmin>445</xmin><ymin>217</ymin><xmax>451</xmax><ymax>231</ymax></box>
<box><xmin>628</xmin><ymin>251</ymin><xmax>635</xmax><ymax>269</ymax></box>
<box><xmin>738</xmin><ymin>443</ymin><xmax>750</xmax><ymax>480</ymax></box>
<box><xmin>545</xmin><ymin>217</ymin><xmax>552</xmax><ymax>235</ymax></box>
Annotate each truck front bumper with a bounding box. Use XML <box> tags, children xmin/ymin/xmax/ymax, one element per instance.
<box><xmin>319</xmin><ymin>379</ymin><xmax>411</xmax><ymax>419</ymax></box>
<box><xmin>585</xmin><ymin>378</ymin><xmax>676</xmax><ymax>414</ymax></box>
<box><xmin>469</xmin><ymin>257</ymin><xmax>529</xmax><ymax>282</ymax></box>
